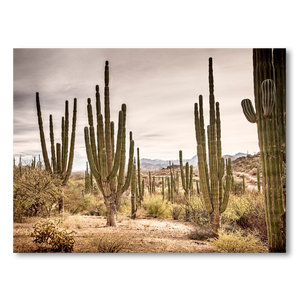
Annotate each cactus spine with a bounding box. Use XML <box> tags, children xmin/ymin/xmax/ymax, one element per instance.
<box><xmin>241</xmin><ymin>49</ymin><xmax>286</xmax><ymax>252</ymax></box>
<box><xmin>194</xmin><ymin>57</ymin><xmax>232</xmax><ymax>235</ymax></box>
<box><xmin>84</xmin><ymin>61</ymin><xmax>134</xmax><ymax>227</ymax></box>
<box><xmin>36</xmin><ymin>93</ymin><xmax>77</xmax><ymax>186</ymax></box>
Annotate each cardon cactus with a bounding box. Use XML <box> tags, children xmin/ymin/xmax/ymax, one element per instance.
<box><xmin>241</xmin><ymin>49</ymin><xmax>286</xmax><ymax>252</ymax></box>
<box><xmin>84</xmin><ymin>61</ymin><xmax>134</xmax><ymax>227</ymax></box>
<box><xmin>36</xmin><ymin>93</ymin><xmax>77</xmax><ymax>186</ymax></box>
<box><xmin>130</xmin><ymin>158</ymin><xmax>137</xmax><ymax>219</ymax></box>
<box><xmin>179</xmin><ymin>150</ymin><xmax>193</xmax><ymax>199</ymax></box>
<box><xmin>194</xmin><ymin>57</ymin><xmax>232</xmax><ymax>235</ymax></box>
<box><xmin>36</xmin><ymin>93</ymin><xmax>77</xmax><ymax>213</ymax></box>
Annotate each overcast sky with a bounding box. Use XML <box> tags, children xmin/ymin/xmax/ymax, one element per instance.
<box><xmin>13</xmin><ymin>48</ymin><xmax>258</xmax><ymax>171</ymax></box>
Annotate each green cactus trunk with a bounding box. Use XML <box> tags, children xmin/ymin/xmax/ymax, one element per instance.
<box><xmin>241</xmin><ymin>49</ymin><xmax>286</xmax><ymax>252</ymax></box>
<box><xmin>179</xmin><ymin>150</ymin><xmax>193</xmax><ymax>201</ymax></box>
<box><xmin>84</xmin><ymin>61</ymin><xmax>134</xmax><ymax>226</ymax></box>
<box><xmin>131</xmin><ymin>158</ymin><xmax>137</xmax><ymax>219</ymax></box>
<box><xmin>194</xmin><ymin>58</ymin><xmax>232</xmax><ymax>235</ymax></box>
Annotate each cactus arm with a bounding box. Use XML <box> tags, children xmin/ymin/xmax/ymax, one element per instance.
<box><xmin>104</xmin><ymin>61</ymin><xmax>113</xmax><ymax>173</ymax></box>
<box><xmin>189</xmin><ymin>165</ymin><xmax>193</xmax><ymax>190</ymax></box>
<box><xmin>220</xmin><ymin>158</ymin><xmax>232</xmax><ymax>213</ymax></box>
<box><xmin>185</xmin><ymin>162</ymin><xmax>189</xmax><ymax>192</ymax></box>
<box><xmin>62</xmin><ymin>98</ymin><xmax>77</xmax><ymax>185</ymax></box>
<box><xmin>197</xmin><ymin>144</ymin><xmax>213</xmax><ymax>213</ymax></box>
<box><xmin>241</xmin><ymin>98</ymin><xmax>257</xmax><ymax>123</ymax></box>
<box><xmin>84</xmin><ymin>127</ymin><xmax>101</xmax><ymax>181</ymax></box>
<box><xmin>62</xmin><ymin>100</ymin><xmax>69</xmax><ymax>175</ymax></box>
<box><xmin>56</xmin><ymin>143</ymin><xmax>62</xmax><ymax>174</ymax></box>
<box><xmin>111</xmin><ymin>121</ymin><xmax>115</xmax><ymax>161</ymax></box>
<box><xmin>108</xmin><ymin>111</ymin><xmax>123</xmax><ymax>180</ymax></box>
<box><xmin>122</xmin><ymin>139</ymin><xmax>134</xmax><ymax>192</ymax></box>
<box><xmin>49</xmin><ymin>115</ymin><xmax>57</xmax><ymax>173</ymax></box>
<box><xmin>179</xmin><ymin>150</ymin><xmax>186</xmax><ymax>191</ymax></box>
<box><xmin>35</xmin><ymin>92</ymin><xmax>51</xmax><ymax>173</ymax></box>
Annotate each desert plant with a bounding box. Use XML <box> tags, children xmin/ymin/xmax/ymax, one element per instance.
<box><xmin>85</xmin><ymin>161</ymin><xmax>94</xmax><ymax>194</ymax></box>
<box><xmin>241</xmin><ymin>49</ymin><xmax>286</xmax><ymax>252</ymax></box>
<box><xmin>143</xmin><ymin>196</ymin><xmax>170</xmax><ymax>218</ymax></box>
<box><xmin>257</xmin><ymin>164</ymin><xmax>261</xmax><ymax>192</ymax></box>
<box><xmin>136</xmin><ymin>148</ymin><xmax>144</xmax><ymax>206</ymax></box>
<box><xmin>209</xmin><ymin>228</ymin><xmax>267</xmax><ymax>253</ymax></box>
<box><xmin>97</xmin><ymin>232</ymin><xmax>131</xmax><ymax>253</ymax></box>
<box><xmin>169</xmin><ymin>203</ymin><xmax>183</xmax><ymax>220</ymax></box>
<box><xmin>36</xmin><ymin>93</ymin><xmax>77</xmax><ymax>212</ymax></box>
<box><xmin>130</xmin><ymin>158</ymin><xmax>137</xmax><ymax>219</ymax></box>
<box><xmin>31</xmin><ymin>218</ymin><xmax>76</xmax><ymax>252</ymax></box>
<box><xmin>13</xmin><ymin>168</ymin><xmax>62</xmax><ymax>221</ymax></box>
<box><xmin>179</xmin><ymin>150</ymin><xmax>193</xmax><ymax>200</ymax></box>
<box><xmin>194</xmin><ymin>57</ymin><xmax>232</xmax><ymax>235</ymax></box>
<box><xmin>161</xmin><ymin>176</ymin><xmax>165</xmax><ymax>200</ymax></box>
<box><xmin>84</xmin><ymin>61</ymin><xmax>134</xmax><ymax>226</ymax></box>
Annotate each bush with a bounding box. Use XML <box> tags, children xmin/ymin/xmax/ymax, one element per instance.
<box><xmin>170</xmin><ymin>203</ymin><xmax>183</xmax><ymax>220</ymax></box>
<box><xmin>222</xmin><ymin>193</ymin><xmax>267</xmax><ymax>240</ymax></box>
<box><xmin>14</xmin><ymin>168</ymin><xmax>62</xmax><ymax>221</ymax></box>
<box><xmin>31</xmin><ymin>218</ymin><xmax>76</xmax><ymax>252</ymax></box>
<box><xmin>97</xmin><ymin>232</ymin><xmax>131</xmax><ymax>253</ymax></box>
<box><xmin>182</xmin><ymin>196</ymin><xmax>210</xmax><ymax>227</ymax></box>
<box><xmin>188</xmin><ymin>227</ymin><xmax>216</xmax><ymax>240</ymax></box>
<box><xmin>143</xmin><ymin>196</ymin><xmax>170</xmax><ymax>218</ymax></box>
<box><xmin>209</xmin><ymin>229</ymin><xmax>268</xmax><ymax>253</ymax></box>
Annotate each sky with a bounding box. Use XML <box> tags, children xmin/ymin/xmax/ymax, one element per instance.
<box><xmin>13</xmin><ymin>48</ymin><xmax>258</xmax><ymax>171</ymax></box>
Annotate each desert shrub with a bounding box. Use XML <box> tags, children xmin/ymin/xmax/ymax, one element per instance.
<box><xmin>209</xmin><ymin>229</ymin><xmax>268</xmax><ymax>253</ymax></box>
<box><xmin>170</xmin><ymin>203</ymin><xmax>183</xmax><ymax>220</ymax></box>
<box><xmin>188</xmin><ymin>227</ymin><xmax>216</xmax><ymax>240</ymax></box>
<box><xmin>31</xmin><ymin>218</ymin><xmax>76</xmax><ymax>252</ymax></box>
<box><xmin>13</xmin><ymin>168</ymin><xmax>62</xmax><ymax>221</ymax></box>
<box><xmin>62</xmin><ymin>215</ymin><xmax>84</xmax><ymax>230</ymax></box>
<box><xmin>97</xmin><ymin>232</ymin><xmax>131</xmax><ymax>253</ymax></box>
<box><xmin>182</xmin><ymin>196</ymin><xmax>210</xmax><ymax>227</ymax></box>
<box><xmin>232</xmin><ymin>179</ymin><xmax>244</xmax><ymax>195</ymax></box>
<box><xmin>143</xmin><ymin>196</ymin><xmax>171</xmax><ymax>218</ymax></box>
<box><xmin>222</xmin><ymin>193</ymin><xmax>267</xmax><ymax>239</ymax></box>
<box><xmin>118</xmin><ymin>197</ymin><xmax>131</xmax><ymax>216</ymax></box>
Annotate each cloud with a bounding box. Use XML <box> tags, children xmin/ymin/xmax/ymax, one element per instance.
<box><xmin>13</xmin><ymin>48</ymin><xmax>258</xmax><ymax>171</ymax></box>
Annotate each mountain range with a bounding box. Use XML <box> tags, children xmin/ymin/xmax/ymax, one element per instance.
<box><xmin>140</xmin><ymin>152</ymin><xmax>247</xmax><ymax>170</ymax></box>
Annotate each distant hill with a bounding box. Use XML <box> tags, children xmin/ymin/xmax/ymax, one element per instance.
<box><xmin>140</xmin><ymin>153</ymin><xmax>247</xmax><ymax>171</ymax></box>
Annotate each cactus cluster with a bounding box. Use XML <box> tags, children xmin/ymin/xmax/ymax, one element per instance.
<box><xmin>36</xmin><ymin>93</ymin><xmax>77</xmax><ymax>186</ymax></box>
<box><xmin>84</xmin><ymin>61</ymin><xmax>134</xmax><ymax>226</ymax></box>
<box><xmin>241</xmin><ymin>49</ymin><xmax>286</xmax><ymax>252</ymax></box>
<box><xmin>194</xmin><ymin>57</ymin><xmax>232</xmax><ymax>235</ymax></box>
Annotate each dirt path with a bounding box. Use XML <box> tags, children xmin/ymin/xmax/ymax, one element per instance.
<box><xmin>13</xmin><ymin>216</ymin><xmax>221</xmax><ymax>253</ymax></box>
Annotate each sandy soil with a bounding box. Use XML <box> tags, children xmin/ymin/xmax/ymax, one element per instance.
<box><xmin>13</xmin><ymin>215</ymin><xmax>221</xmax><ymax>253</ymax></box>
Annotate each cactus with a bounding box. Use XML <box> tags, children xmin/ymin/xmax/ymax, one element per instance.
<box><xmin>179</xmin><ymin>150</ymin><xmax>194</xmax><ymax>200</ymax></box>
<box><xmin>161</xmin><ymin>176</ymin><xmax>165</xmax><ymax>200</ymax></box>
<box><xmin>257</xmin><ymin>164</ymin><xmax>261</xmax><ymax>192</ymax></box>
<box><xmin>137</xmin><ymin>147</ymin><xmax>143</xmax><ymax>207</ymax></box>
<box><xmin>148</xmin><ymin>171</ymin><xmax>152</xmax><ymax>195</ymax></box>
<box><xmin>196</xmin><ymin>180</ymin><xmax>200</xmax><ymax>195</ymax></box>
<box><xmin>194</xmin><ymin>57</ymin><xmax>232</xmax><ymax>235</ymax></box>
<box><xmin>242</xmin><ymin>175</ymin><xmax>246</xmax><ymax>193</ymax></box>
<box><xmin>84</xmin><ymin>61</ymin><xmax>134</xmax><ymax>227</ymax></box>
<box><xmin>36</xmin><ymin>93</ymin><xmax>77</xmax><ymax>186</ymax></box>
<box><xmin>131</xmin><ymin>158</ymin><xmax>137</xmax><ymax>219</ymax></box>
<box><xmin>85</xmin><ymin>161</ymin><xmax>94</xmax><ymax>194</ymax></box>
<box><xmin>241</xmin><ymin>49</ymin><xmax>286</xmax><ymax>252</ymax></box>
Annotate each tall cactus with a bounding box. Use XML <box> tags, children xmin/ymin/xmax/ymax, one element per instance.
<box><xmin>161</xmin><ymin>176</ymin><xmax>165</xmax><ymax>200</ymax></box>
<box><xmin>179</xmin><ymin>150</ymin><xmax>193</xmax><ymax>200</ymax></box>
<box><xmin>84</xmin><ymin>61</ymin><xmax>134</xmax><ymax>227</ymax></box>
<box><xmin>194</xmin><ymin>57</ymin><xmax>232</xmax><ymax>235</ymax></box>
<box><xmin>241</xmin><ymin>49</ymin><xmax>286</xmax><ymax>252</ymax></box>
<box><xmin>137</xmin><ymin>147</ymin><xmax>143</xmax><ymax>207</ymax></box>
<box><xmin>36</xmin><ymin>93</ymin><xmax>77</xmax><ymax>186</ymax></box>
<box><xmin>131</xmin><ymin>158</ymin><xmax>137</xmax><ymax>219</ymax></box>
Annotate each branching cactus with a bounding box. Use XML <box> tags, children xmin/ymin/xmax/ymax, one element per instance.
<box><xmin>194</xmin><ymin>57</ymin><xmax>232</xmax><ymax>235</ymax></box>
<box><xmin>179</xmin><ymin>150</ymin><xmax>193</xmax><ymax>200</ymax></box>
<box><xmin>241</xmin><ymin>49</ymin><xmax>286</xmax><ymax>252</ymax></box>
<box><xmin>36</xmin><ymin>94</ymin><xmax>77</xmax><ymax>213</ymax></box>
<box><xmin>84</xmin><ymin>61</ymin><xmax>134</xmax><ymax>227</ymax></box>
<box><xmin>36</xmin><ymin>93</ymin><xmax>77</xmax><ymax>186</ymax></box>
